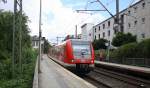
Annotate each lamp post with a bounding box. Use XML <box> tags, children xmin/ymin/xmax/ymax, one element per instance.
<box><xmin>38</xmin><ymin>0</ymin><xmax>42</xmax><ymax>73</ymax></box>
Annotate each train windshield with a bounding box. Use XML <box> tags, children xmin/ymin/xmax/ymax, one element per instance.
<box><xmin>71</xmin><ymin>40</ymin><xmax>91</xmax><ymax>59</ymax></box>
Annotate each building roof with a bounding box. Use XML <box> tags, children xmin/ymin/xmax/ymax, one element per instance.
<box><xmin>81</xmin><ymin>23</ymin><xmax>87</xmax><ymax>28</ymax></box>
<box><xmin>32</xmin><ymin>35</ymin><xmax>45</xmax><ymax>41</ymax></box>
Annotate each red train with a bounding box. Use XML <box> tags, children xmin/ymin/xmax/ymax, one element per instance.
<box><xmin>49</xmin><ymin>39</ymin><xmax>95</xmax><ymax>74</ymax></box>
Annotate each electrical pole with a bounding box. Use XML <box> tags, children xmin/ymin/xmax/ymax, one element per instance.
<box><xmin>75</xmin><ymin>25</ymin><xmax>77</xmax><ymax>38</ymax></box>
<box><xmin>38</xmin><ymin>0</ymin><xmax>42</xmax><ymax>73</ymax></box>
<box><xmin>19</xmin><ymin>0</ymin><xmax>22</xmax><ymax>75</ymax></box>
<box><xmin>56</xmin><ymin>37</ymin><xmax>58</xmax><ymax>45</ymax></box>
<box><xmin>12</xmin><ymin>0</ymin><xmax>16</xmax><ymax>78</ymax></box>
<box><xmin>56</xmin><ymin>37</ymin><xmax>64</xmax><ymax>44</ymax></box>
<box><xmin>116</xmin><ymin>0</ymin><xmax>120</xmax><ymax>32</ymax></box>
<box><xmin>12</xmin><ymin>0</ymin><xmax>22</xmax><ymax>78</ymax></box>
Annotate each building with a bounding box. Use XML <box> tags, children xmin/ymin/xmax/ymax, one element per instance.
<box><xmin>32</xmin><ymin>35</ymin><xmax>45</xmax><ymax>49</ymax></box>
<box><xmin>77</xmin><ymin>34</ymin><xmax>82</xmax><ymax>39</ymax></box>
<box><xmin>93</xmin><ymin>0</ymin><xmax>150</xmax><ymax>42</ymax></box>
<box><xmin>81</xmin><ymin>23</ymin><xmax>94</xmax><ymax>42</ymax></box>
<box><xmin>93</xmin><ymin>17</ymin><xmax>114</xmax><ymax>42</ymax></box>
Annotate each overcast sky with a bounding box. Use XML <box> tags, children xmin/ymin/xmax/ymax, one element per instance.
<box><xmin>0</xmin><ymin>0</ymin><xmax>139</xmax><ymax>43</ymax></box>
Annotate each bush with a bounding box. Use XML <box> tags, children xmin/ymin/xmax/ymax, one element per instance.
<box><xmin>136</xmin><ymin>39</ymin><xmax>150</xmax><ymax>58</ymax></box>
<box><xmin>0</xmin><ymin>48</ymin><xmax>37</xmax><ymax>88</ymax></box>
<box><xmin>111</xmin><ymin>39</ymin><xmax>150</xmax><ymax>59</ymax></box>
<box><xmin>0</xmin><ymin>10</ymin><xmax>38</xmax><ymax>88</ymax></box>
<box><xmin>112</xmin><ymin>42</ymin><xmax>137</xmax><ymax>59</ymax></box>
<box><xmin>92</xmin><ymin>39</ymin><xmax>107</xmax><ymax>50</ymax></box>
<box><xmin>112</xmin><ymin>32</ymin><xmax>136</xmax><ymax>47</ymax></box>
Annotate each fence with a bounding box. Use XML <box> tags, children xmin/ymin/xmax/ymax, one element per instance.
<box><xmin>96</xmin><ymin>57</ymin><xmax>150</xmax><ymax>67</ymax></box>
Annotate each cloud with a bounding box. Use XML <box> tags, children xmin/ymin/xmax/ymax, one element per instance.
<box><xmin>0</xmin><ymin>0</ymin><xmax>105</xmax><ymax>44</ymax></box>
<box><xmin>40</xmin><ymin>0</ymin><xmax>106</xmax><ymax>43</ymax></box>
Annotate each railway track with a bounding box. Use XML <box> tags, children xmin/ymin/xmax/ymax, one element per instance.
<box><xmin>83</xmin><ymin>67</ymin><xmax>150</xmax><ymax>88</ymax></box>
<box><xmin>82</xmin><ymin>74</ymin><xmax>113</xmax><ymax>88</ymax></box>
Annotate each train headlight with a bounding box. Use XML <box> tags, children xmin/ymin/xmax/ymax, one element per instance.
<box><xmin>91</xmin><ymin>60</ymin><xmax>94</xmax><ymax>63</ymax></box>
<box><xmin>71</xmin><ymin>60</ymin><xmax>74</xmax><ymax>62</ymax></box>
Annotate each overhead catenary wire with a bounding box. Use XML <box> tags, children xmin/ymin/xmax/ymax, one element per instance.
<box><xmin>106</xmin><ymin>0</ymin><xmax>115</xmax><ymax>6</ymax></box>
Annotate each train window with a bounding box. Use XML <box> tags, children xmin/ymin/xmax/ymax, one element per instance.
<box><xmin>72</xmin><ymin>43</ymin><xmax>91</xmax><ymax>59</ymax></box>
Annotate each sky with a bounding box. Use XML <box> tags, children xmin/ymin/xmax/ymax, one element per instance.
<box><xmin>0</xmin><ymin>0</ymin><xmax>139</xmax><ymax>44</ymax></box>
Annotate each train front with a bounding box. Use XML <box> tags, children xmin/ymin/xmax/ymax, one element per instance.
<box><xmin>67</xmin><ymin>39</ymin><xmax>95</xmax><ymax>74</ymax></box>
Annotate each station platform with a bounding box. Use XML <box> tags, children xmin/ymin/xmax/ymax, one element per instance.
<box><xmin>33</xmin><ymin>54</ymin><xmax>96</xmax><ymax>88</ymax></box>
<box><xmin>95</xmin><ymin>60</ymin><xmax>150</xmax><ymax>79</ymax></box>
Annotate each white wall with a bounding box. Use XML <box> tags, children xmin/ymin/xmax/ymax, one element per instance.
<box><xmin>93</xmin><ymin>0</ymin><xmax>150</xmax><ymax>42</ymax></box>
<box><xmin>81</xmin><ymin>23</ymin><xmax>94</xmax><ymax>42</ymax></box>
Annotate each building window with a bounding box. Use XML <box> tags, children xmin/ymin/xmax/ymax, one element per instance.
<box><xmin>121</xmin><ymin>14</ymin><xmax>124</xmax><ymax>24</ymax></box>
<box><xmin>128</xmin><ymin>10</ymin><xmax>131</xmax><ymax>15</ymax></box>
<box><xmin>142</xmin><ymin>2</ymin><xmax>145</xmax><ymax>9</ymax></box>
<box><xmin>108</xmin><ymin>30</ymin><xmax>110</xmax><ymax>36</ymax></box>
<box><xmin>128</xmin><ymin>23</ymin><xmax>131</xmax><ymax>28</ymax></box>
<box><xmin>141</xmin><ymin>33</ymin><xmax>145</xmax><ymax>38</ymax></box>
<box><xmin>89</xmin><ymin>33</ymin><xmax>91</xmax><ymax>36</ymax></box>
<box><xmin>108</xmin><ymin>21</ymin><xmax>110</xmax><ymax>27</ymax></box>
<box><xmin>103</xmin><ymin>32</ymin><xmax>105</xmax><ymax>38</ymax></box>
<box><xmin>99</xmin><ymin>26</ymin><xmax>100</xmax><ymax>31</ymax></box>
<box><xmin>95</xmin><ymin>35</ymin><xmax>96</xmax><ymax>39</ymax></box>
<box><xmin>114</xmin><ymin>29</ymin><xmax>117</xmax><ymax>34</ymax></box>
<box><xmin>103</xmin><ymin>24</ymin><xmax>105</xmax><ymax>29</ymax></box>
<box><xmin>121</xmin><ymin>26</ymin><xmax>124</xmax><ymax>32</ymax></box>
<box><xmin>36</xmin><ymin>41</ymin><xmax>38</xmax><ymax>46</ymax></box>
<box><xmin>95</xmin><ymin>28</ymin><xmax>96</xmax><ymax>32</ymax></box>
<box><xmin>99</xmin><ymin>34</ymin><xmax>100</xmax><ymax>39</ymax></box>
<box><xmin>134</xmin><ymin>20</ymin><xmax>137</xmax><ymax>26</ymax></box>
<box><xmin>142</xmin><ymin>18</ymin><xmax>145</xmax><ymax>24</ymax></box>
<box><xmin>134</xmin><ymin>7</ymin><xmax>137</xmax><ymax>13</ymax></box>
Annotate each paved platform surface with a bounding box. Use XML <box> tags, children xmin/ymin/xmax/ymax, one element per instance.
<box><xmin>38</xmin><ymin>55</ymin><xmax>96</xmax><ymax>88</ymax></box>
<box><xmin>95</xmin><ymin>60</ymin><xmax>150</xmax><ymax>74</ymax></box>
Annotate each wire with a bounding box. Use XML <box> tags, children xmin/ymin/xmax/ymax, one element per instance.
<box><xmin>106</xmin><ymin>0</ymin><xmax>115</xmax><ymax>6</ymax></box>
<box><xmin>85</xmin><ymin>0</ymin><xmax>98</xmax><ymax>10</ymax></box>
<box><xmin>128</xmin><ymin>0</ymin><xmax>137</xmax><ymax>8</ymax></box>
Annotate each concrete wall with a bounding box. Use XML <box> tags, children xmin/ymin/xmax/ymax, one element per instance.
<box><xmin>81</xmin><ymin>23</ymin><xmax>94</xmax><ymax>41</ymax></box>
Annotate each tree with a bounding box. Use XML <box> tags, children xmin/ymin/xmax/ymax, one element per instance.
<box><xmin>0</xmin><ymin>10</ymin><xmax>32</xmax><ymax>78</ymax></box>
<box><xmin>112</xmin><ymin>32</ymin><xmax>136</xmax><ymax>47</ymax></box>
<box><xmin>92</xmin><ymin>38</ymin><xmax>107</xmax><ymax>50</ymax></box>
<box><xmin>43</xmin><ymin>39</ymin><xmax>51</xmax><ymax>54</ymax></box>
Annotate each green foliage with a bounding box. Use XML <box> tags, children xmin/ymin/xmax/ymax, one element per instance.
<box><xmin>0</xmin><ymin>50</ymin><xmax>36</xmax><ymax>88</ymax></box>
<box><xmin>112</xmin><ymin>32</ymin><xmax>136</xmax><ymax>47</ymax></box>
<box><xmin>0</xmin><ymin>10</ymin><xmax>37</xmax><ymax>88</ymax></box>
<box><xmin>43</xmin><ymin>39</ymin><xmax>51</xmax><ymax>54</ymax></box>
<box><xmin>112</xmin><ymin>42</ymin><xmax>138</xmax><ymax>59</ymax></box>
<box><xmin>136</xmin><ymin>39</ymin><xmax>150</xmax><ymax>58</ymax></box>
<box><xmin>111</xmin><ymin>39</ymin><xmax>150</xmax><ymax>59</ymax></box>
<box><xmin>0</xmin><ymin>11</ymin><xmax>13</xmax><ymax>54</ymax></box>
<box><xmin>92</xmin><ymin>38</ymin><xmax>107</xmax><ymax>50</ymax></box>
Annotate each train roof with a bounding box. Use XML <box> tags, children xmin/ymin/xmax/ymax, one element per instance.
<box><xmin>69</xmin><ymin>39</ymin><xmax>91</xmax><ymax>42</ymax></box>
<box><xmin>56</xmin><ymin>39</ymin><xmax>91</xmax><ymax>46</ymax></box>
